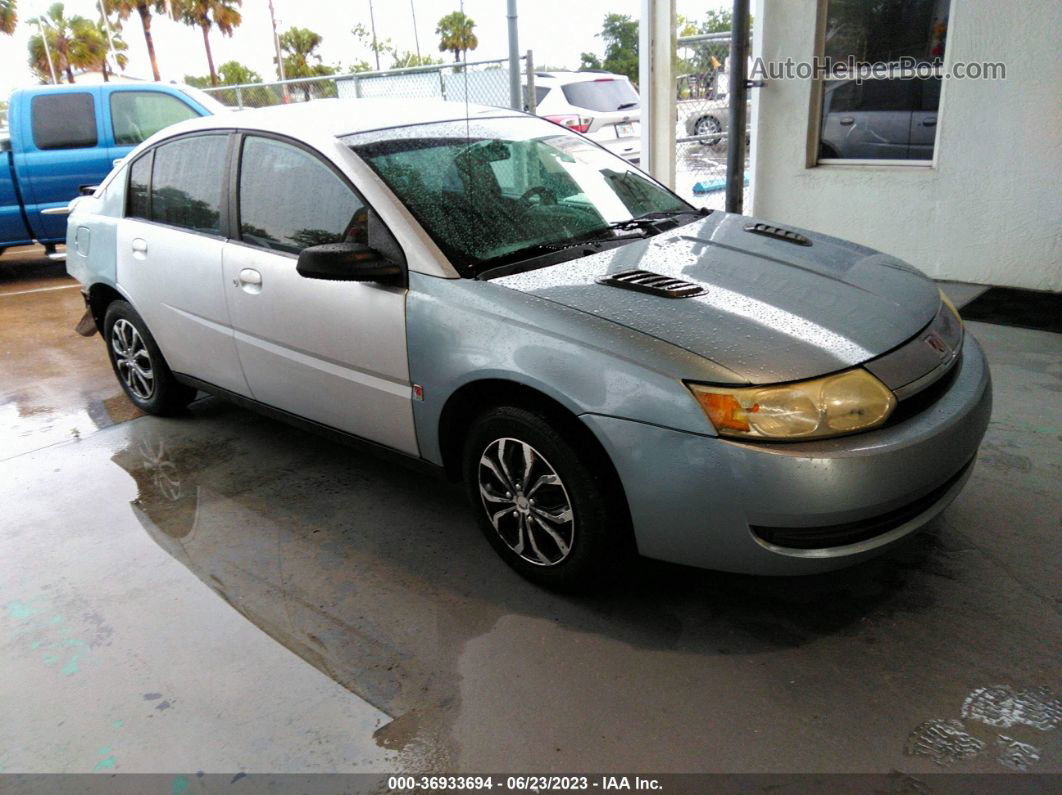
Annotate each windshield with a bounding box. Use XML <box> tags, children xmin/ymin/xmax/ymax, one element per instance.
<box><xmin>561</xmin><ymin>78</ymin><xmax>640</xmax><ymax>112</ymax></box>
<box><xmin>345</xmin><ymin>116</ymin><xmax>689</xmax><ymax>275</ymax></box>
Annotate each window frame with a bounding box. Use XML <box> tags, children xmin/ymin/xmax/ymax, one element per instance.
<box><xmin>109</xmin><ymin>90</ymin><xmax>200</xmax><ymax>148</ymax></box>
<box><xmin>123</xmin><ymin>130</ymin><xmax>236</xmax><ymax>240</ymax></box>
<box><xmin>229</xmin><ymin>131</ymin><xmax>401</xmax><ymax>263</ymax></box>
<box><xmin>809</xmin><ymin>0</ymin><xmax>950</xmax><ymax>168</ymax></box>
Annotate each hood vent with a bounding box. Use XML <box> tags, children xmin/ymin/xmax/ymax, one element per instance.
<box><xmin>596</xmin><ymin>269</ymin><xmax>707</xmax><ymax>299</ymax></box>
<box><xmin>744</xmin><ymin>222</ymin><xmax>812</xmax><ymax>246</ymax></box>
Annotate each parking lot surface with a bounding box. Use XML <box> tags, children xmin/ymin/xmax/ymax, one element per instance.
<box><xmin>1</xmin><ymin>251</ymin><xmax>1059</xmax><ymax>774</ymax></box>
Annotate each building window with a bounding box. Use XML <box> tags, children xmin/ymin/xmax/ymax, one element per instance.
<box><xmin>816</xmin><ymin>0</ymin><xmax>950</xmax><ymax>164</ymax></box>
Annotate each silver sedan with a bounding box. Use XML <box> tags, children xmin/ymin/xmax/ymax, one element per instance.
<box><xmin>65</xmin><ymin>100</ymin><xmax>990</xmax><ymax>589</ymax></box>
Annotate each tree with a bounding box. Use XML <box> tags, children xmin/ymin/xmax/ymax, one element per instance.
<box><xmin>1</xmin><ymin>0</ymin><xmax>17</xmax><ymax>35</ymax></box>
<box><xmin>173</xmin><ymin>0</ymin><xmax>242</xmax><ymax>87</ymax></box>
<box><xmin>278</xmin><ymin>27</ymin><xmax>335</xmax><ymax>100</ymax></box>
<box><xmin>103</xmin><ymin>1</ymin><xmax>167</xmax><ymax>81</ymax></box>
<box><xmin>391</xmin><ymin>50</ymin><xmax>441</xmax><ymax>69</ymax></box>
<box><xmin>598</xmin><ymin>13</ymin><xmax>638</xmax><ymax>82</ymax></box>
<box><xmin>579</xmin><ymin>52</ymin><xmax>602</xmax><ymax>71</ymax></box>
<box><xmin>27</xmin><ymin>3</ymin><xmax>95</xmax><ymax>83</ymax></box>
<box><xmin>436</xmin><ymin>11</ymin><xmax>477</xmax><ymax>64</ymax></box>
<box><xmin>75</xmin><ymin>17</ymin><xmax>128</xmax><ymax>80</ymax></box>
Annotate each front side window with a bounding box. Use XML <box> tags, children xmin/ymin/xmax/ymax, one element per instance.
<box><xmin>149</xmin><ymin>135</ymin><xmax>227</xmax><ymax>234</ymax></box>
<box><xmin>347</xmin><ymin>116</ymin><xmax>688</xmax><ymax>275</ymax></box>
<box><xmin>817</xmin><ymin>0</ymin><xmax>949</xmax><ymax>163</ymax></box>
<box><xmin>238</xmin><ymin>136</ymin><xmax>368</xmax><ymax>254</ymax></box>
<box><xmin>111</xmin><ymin>91</ymin><xmax>199</xmax><ymax>147</ymax></box>
<box><xmin>31</xmin><ymin>93</ymin><xmax>97</xmax><ymax>150</ymax></box>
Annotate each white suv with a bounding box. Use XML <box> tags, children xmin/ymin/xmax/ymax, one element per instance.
<box><xmin>525</xmin><ymin>71</ymin><xmax>640</xmax><ymax>163</ymax></box>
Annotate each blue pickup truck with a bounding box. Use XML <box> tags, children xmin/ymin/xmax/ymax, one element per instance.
<box><xmin>1</xmin><ymin>82</ymin><xmax>222</xmax><ymax>256</ymax></box>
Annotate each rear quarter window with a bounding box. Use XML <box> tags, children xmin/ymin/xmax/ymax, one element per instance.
<box><xmin>31</xmin><ymin>93</ymin><xmax>97</xmax><ymax>150</ymax></box>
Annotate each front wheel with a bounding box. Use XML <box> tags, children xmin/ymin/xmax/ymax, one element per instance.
<box><xmin>103</xmin><ymin>300</ymin><xmax>196</xmax><ymax>415</ymax></box>
<box><xmin>462</xmin><ymin>406</ymin><xmax>631</xmax><ymax>590</ymax></box>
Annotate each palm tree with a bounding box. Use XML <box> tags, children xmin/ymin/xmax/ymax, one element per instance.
<box><xmin>27</xmin><ymin>3</ymin><xmax>85</xmax><ymax>83</ymax></box>
<box><xmin>277</xmin><ymin>27</ymin><xmax>334</xmax><ymax>100</ymax></box>
<box><xmin>1</xmin><ymin>0</ymin><xmax>17</xmax><ymax>36</ymax></box>
<box><xmin>75</xmin><ymin>17</ymin><xmax>127</xmax><ymax>80</ymax></box>
<box><xmin>173</xmin><ymin>0</ymin><xmax>242</xmax><ymax>88</ymax></box>
<box><xmin>103</xmin><ymin>0</ymin><xmax>167</xmax><ymax>81</ymax></box>
<box><xmin>436</xmin><ymin>10</ymin><xmax>477</xmax><ymax>64</ymax></box>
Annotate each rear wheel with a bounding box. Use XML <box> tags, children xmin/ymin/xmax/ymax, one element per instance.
<box><xmin>463</xmin><ymin>405</ymin><xmax>630</xmax><ymax>590</ymax></box>
<box><xmin>103</xmin><ymin>300</ymin><xmax>196</xmax><ymax>415</ymax></box>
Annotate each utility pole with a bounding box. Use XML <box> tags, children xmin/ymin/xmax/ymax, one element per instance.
<box><xmin>268</xmin><ymin>0</ymin><xmax>289</xmax><ymax>102</ymax></box>
<box><xmin>98</xmin><ymin>0</ymin><xmax>120</xmax><ymax>77</ymax></box>
<box><xmin>368</xmin><ymin>0</ymin><xmax>380</xmax><ymax>71</ymax></box>
<box><xmin>37</xmin><ymin>17</ymin><xmax>58</xmax><ymax>84</ymax></box>
<box><xmin>410</xmin><ymin>0</ymin><xmax>420</xmax><ymax>60</ymax></box>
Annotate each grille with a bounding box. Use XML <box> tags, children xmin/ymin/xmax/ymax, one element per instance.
<box><xmin>744</xmin><ymin>223</ymin><xmax>812</xmax><ymax>246</ymax></box>
<box><xmin>751</xmin><ymin>458</ymin><xmax>973</xmax><ymax>550</ymax></box>
<box><xmin>596</xmin><ymin>269</ymin><xmax>707</xmax><ymax>299</ymax></box>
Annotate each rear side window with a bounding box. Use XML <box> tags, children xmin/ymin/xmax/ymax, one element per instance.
<box><xmin>238</xmin><ymin>136</ymin><xmax>367</xmax><ymax>254</ymax></box>
<box><xmin>31</xmin><ymin>93</ymin><xmax>97</xmax><ymax>150</ymax></box>
<box><xmin>111</xmin><ymin>91</ymin><xmax>199</xmax><ymax>146</ymax></box>
<box><xmin>127</xmin><ymin>153</ymin><xmax>152</xmax><ymax>219</ymax></box>
<box><xmin>561</xmin><ymin>79</ymin><xmax>639</xmax><ymax>112</ymax></box>
<box><xmin>149</xmin><ymin>135</ymin><xmax>227</xmax><ymax>234</ymax></box>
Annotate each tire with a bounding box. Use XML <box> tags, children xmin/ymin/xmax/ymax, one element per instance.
<box><xmin>103</xmin><ymin>300</ymin><xmax>196</xmax><ymax>416</ymax></box>
<box><xmin>695</xmin><ymin>115</ymin><xmax>724</xmax><ymax>148</ymax></box>
<box><xmin>462</xmin><ymin>405</ymin><xmax>631</xmax><ymax>590</ymax></box>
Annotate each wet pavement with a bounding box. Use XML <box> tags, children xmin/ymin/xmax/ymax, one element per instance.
<box><xmin>0</xmin><ymin>255</ymin><xmax>1059</xmax><ymax>774</ymax></box>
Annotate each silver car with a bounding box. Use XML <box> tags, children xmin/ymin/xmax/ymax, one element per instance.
<box><xmin>65</xmin><ymin>99</ymin><xmax>990</xmax><ymax>589</ymax></box>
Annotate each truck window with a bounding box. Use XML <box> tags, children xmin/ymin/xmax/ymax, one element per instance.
<box><xmin>111</xmin><ymin>92</ymin><xmax>200</xmax><ymax>146</ymax></box>
<box><xmin>31</xmin><ymin>93</ymin><xmax>97</xmax><ymax>150</ymax></box>
<box><xmin>149</xmin><ymin>135</ymin><xmax>227</xmax><ymax>235</ymax></box>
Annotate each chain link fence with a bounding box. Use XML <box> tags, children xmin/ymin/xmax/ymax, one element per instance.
<box><xmin>203</xmin><ymin>56</ymin><xmax>531</xmax><ymax>112</ymax></box>
<box><xmin>675</xmin><ymin>32</ymin><xmax>749</xmax><ymax>209</ymax></box>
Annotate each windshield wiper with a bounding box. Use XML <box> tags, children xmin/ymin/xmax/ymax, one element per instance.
<box><xmin>617</xmin><ymin>102</ymin><xmax>639</xmax><ymax>110</ymax></box>
<box><xmin>604</xmin><ymin>208</ymin><xmax>706</xmax><ymax>233</ymax></box>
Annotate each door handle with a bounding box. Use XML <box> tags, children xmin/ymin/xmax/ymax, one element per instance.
<box><xmin>131</xmin><ymin>238</ymin><xmax>148</xmax><ymax>254</ymax></box>
<box><xmin>237</xmin><ymin>268</ymin><xmax>262</xmax><ymax>286</ymax></box>
<box><xmin>839</xmin><ymin>116</ymin><xmax>855</xmax><ymax>126</ymax></box>
<box><xmin>235</xmin><ymin>268</ymin><xmax>263</xmax><ymax>293</ymax></box>
<box><xmin>922</xmin><ymin>117</ymin><xmax>937</xmax><ymax>127</ymax></box>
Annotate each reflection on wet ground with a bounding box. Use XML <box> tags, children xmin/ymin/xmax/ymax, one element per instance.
<box><xmin>104</xmin><ymin>363</ymin><xmax>1059</xmax><ymax>772</ymax></box>
<box><xmin>0</xmin><ymin>251</ymin><xmax>142</xmax><ymax>460</ymax></box>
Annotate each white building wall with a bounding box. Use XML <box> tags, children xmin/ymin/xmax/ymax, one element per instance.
<box><xmin>750</xmin><ymin>0</ymin><xmax>1062</xmax><ymax>291</ymax></box>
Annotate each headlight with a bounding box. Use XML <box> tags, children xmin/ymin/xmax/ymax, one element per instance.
<box><xmin>687</xmin><ymin>368</ymin><xmax>897</xmax><ymax>441</ymax></box>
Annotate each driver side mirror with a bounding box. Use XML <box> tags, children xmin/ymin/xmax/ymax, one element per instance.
<box><xmin>296</xmin><ymin>242</ymin><xmax>404</xmax><ymax>285</ymax></box>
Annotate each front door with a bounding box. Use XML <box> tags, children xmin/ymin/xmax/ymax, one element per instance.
<box><xmin>222</xmin><ymin>134</ymin><xmax>417</xmax><ymax>455</ymax></box>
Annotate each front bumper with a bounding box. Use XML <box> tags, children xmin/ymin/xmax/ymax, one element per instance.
<box><xmin>582</xmin><ymin>333</ymin><xmax>992</xmax><ymax>575</ymax></box>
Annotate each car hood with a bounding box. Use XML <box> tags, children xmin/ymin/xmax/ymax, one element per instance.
<box><xmin>491</xmin><ymin>212</ymin><xmax>940</xmax><ymax>384</ymax></box>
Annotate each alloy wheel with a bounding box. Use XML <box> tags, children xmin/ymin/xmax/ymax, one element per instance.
<box><xmin>478</xmin><ymin>437</ymin><xmax>575</xmax><ymax>566</ymax></box>
<box><xmin>111</xmin><ymin>318</ymin><xmax>155</xmax><ymax>400</ymax></box>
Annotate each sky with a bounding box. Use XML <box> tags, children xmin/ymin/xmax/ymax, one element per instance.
<box><xmin>1</xmin><ymin>0</ymin><xmax>727</xmax><ymax>96</ymax></box>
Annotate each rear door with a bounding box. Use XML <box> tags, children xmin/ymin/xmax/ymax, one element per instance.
<box><xmin>221</xmin><ymin>133</ymin><xmax>417</xmax><ymax>454</ymax></box>
<box><xmin>821</xmin><ymin>79</ymin><xmax>915</xmax><ymax>160</ymax></box>
<box><xmin>116</xmin><ymin>133</ymin><xmax>248</xmax><ymax>395</ymax></box>
<box><xmin>15</xmin><ymin>87</ymin><xmax>112</xmax><ymax>241</ymax></box>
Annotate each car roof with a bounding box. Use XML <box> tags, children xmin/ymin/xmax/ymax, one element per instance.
<box><xmin>157</xmin><ymin>98</ymin><xmax>517</xmax><ymax>140</ymax></box>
